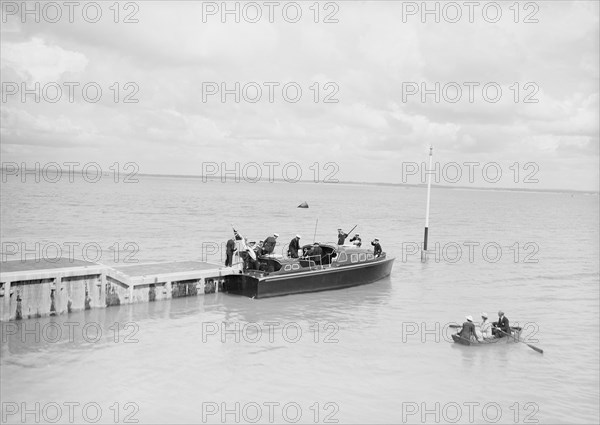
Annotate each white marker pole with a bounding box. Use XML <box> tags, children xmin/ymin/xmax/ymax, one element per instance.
<box><xmin>422</xmin><ymin>146</ymin><xmax>433</xmax><ymax>262</ymax></box>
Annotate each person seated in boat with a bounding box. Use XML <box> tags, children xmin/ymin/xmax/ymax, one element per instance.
<box><xmin>350</xmin><ymin>234</ymin><xmax>362</xmax><ymax>247</ymax></box>
<box><xmin>287</xmin><ymin>235</ymin><xmax>301</xmax><ymax>258</ymax></box>
<box><xmin>337</xmin><ymin>229</ymin><xmax>348</xmax><ymax>245</ymax></box>
<box><xmin>458</xmin><ymin>315</ymin><xmax>477</xmax><ymax>342</ymax></box>
<box><xmin>371</xmin><ymin>238</ymin><xmax>382</xmax><ymax>257</ymax></box>
<box><xmin>478</xmin><ymin>312</ymin><xmax>493</xmax><ymax>340</ymax></box>
<box><xmin>307</xmin><ymin>242</ymin><xmax>323</xmax><ymax>265</ymax></box>
<box><xmin>492</xmin><ymin>310</ymin><xmax>510</xmax><ymax>337</ymax></box>
<box><xmin>262</xmin><ymin>233</ymin><xmax>278</xmax><ymax>255</ymax></box>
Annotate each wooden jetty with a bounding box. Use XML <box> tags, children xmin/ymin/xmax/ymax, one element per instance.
<box><xmin>0</xmin><ymin>258</ymin><xmax>241</xmax><ymax>322</ymax></box>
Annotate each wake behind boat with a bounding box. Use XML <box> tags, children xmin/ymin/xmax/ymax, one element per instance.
<box><xmin>223</xmin><ymin>243</ymin><xmax>394</xmax><ymax>298</ymax></box>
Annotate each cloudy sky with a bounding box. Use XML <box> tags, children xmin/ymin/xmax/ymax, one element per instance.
<box><xmin>1</xmin><ymin>0</ymin><xmax>598</xmax><ymax>191</ymax></box>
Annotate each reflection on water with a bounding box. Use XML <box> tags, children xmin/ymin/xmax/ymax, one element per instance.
<box><xmin>1</xmin><ymin>177</ymin><xmax>599</xmax><ymax>424</ymax></box>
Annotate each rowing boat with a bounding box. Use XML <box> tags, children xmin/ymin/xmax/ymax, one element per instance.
<box><xmin>451</xmin><ymin>328</ymin><xmax>522</xmax><ymax>346</ymax></box>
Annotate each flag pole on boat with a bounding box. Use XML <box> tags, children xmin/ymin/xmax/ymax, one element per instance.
<box><xmin>313</xmin><ymin>218</ymin><xmax>318</xmax><ymax>243</ymax></box>
<box><xmin>421</xmin><ymin>145</ymin><xmax>433</xmax><ymax>262</ymax></box>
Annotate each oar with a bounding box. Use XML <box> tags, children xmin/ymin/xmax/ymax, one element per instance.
<box><xmin>347</xmin><ymin>224</ymin><xmax>358</xmax><ymax>235</ymax></box>
<box><xmin>498</xmin><ymin>329</ymin><xmax>543</xmax><ymax>354</ymax></box>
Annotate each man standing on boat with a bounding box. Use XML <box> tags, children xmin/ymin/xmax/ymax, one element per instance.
<box><xmin>262</xmin><ymin>233</ymin><xmax>278</xmax><ymax>255</ymax></box>
<box><xmin>350</xmin><ymin>234</ymin><xmax>362</xmax><ymax>247</ymax></box>
<box><xmin>288</xmin><ymin>235</ymin><xmax>301</xmax><ymax>258</ymax></box>
<box><xmin>225</xmin><ymin>237</ymin><xmax>237</xmax><ymax>267</ymax></box>
<box><xmin>458</xmin><ymin>315</ymin><xmax>477</xmax><ymax>342</ymax></box>
<box><xmin>492</xmin><ymin>310</ymin><xmax>510</xmax><ymax>337</ymax></box>
<box><xmin>371</xmin><ymin>238</ymin><xmax>382</xmax><ymax>257</ymax></box>
<box><xmin>337</xmin><ymin>228</ymin><xmax>348</xmax><ymax>245</ymax></box>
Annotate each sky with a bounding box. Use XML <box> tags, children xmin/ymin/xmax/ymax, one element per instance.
<box><xmin>1</xmin><ymin>0</ymin><xmax>599</xmax><ymax>191</ymax></box>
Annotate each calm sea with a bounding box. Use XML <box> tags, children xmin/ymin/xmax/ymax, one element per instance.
<box><xmin>1</xmin><ymin>175</ymin><xmax>599</xmax><ymax>424</ymax></box>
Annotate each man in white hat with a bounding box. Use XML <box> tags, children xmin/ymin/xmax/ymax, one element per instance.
<box><xmin>457</xmin><ymin>315</ymin><xmax>477</xmax><ymax>342</ymax></box>
<box><xmin>287</xmin><ymin>234</ymin><xmax>301</xmax><ymax>258</ymax></box>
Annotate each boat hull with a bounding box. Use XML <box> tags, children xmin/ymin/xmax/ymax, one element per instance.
<box><xmin>224</xmin><ymin>257</ymin><xmax>394</xmax><ymax>298</ymax></box>
<box><xmin>451</xmin><ymin>329</ymin><xmax>522</xmax><ymax>346</ymax></box>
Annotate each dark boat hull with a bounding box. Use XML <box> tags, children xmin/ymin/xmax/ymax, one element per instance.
<box><xmin>451</xmin><ymin>329</ymin><xmax>521</xmax><ymax>346</ymax></box>
<box><xmin>224</xmin><ymin>257</ymin><xmax>394</xmax><ymax>298</ymax></box>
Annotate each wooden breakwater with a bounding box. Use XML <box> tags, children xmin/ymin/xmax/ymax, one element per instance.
<box><xmin>0</xmin><ymin>258</ymin><xmax>241</xmax><ymax>322</ymax></box>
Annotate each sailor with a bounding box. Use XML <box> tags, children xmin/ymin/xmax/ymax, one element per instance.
<box><xmin>479</xmin><ymin>312</ymin><xmax>493</xmax><ymax>340</ymax></box>
<box><xmin>262</xmin><ymin>233</ymin><xmax>278</xmax><ymax>255</ymax></box>
<box><xmin>371</xmin><ymin>238</ymin><xmax>382</xmax><ymax>257</ymax></box>
<box><xmin>458</xmin><ymin>315</ymin><xmax>477</xmax><ymax>342</ymax></box>
<box><xmin>337</xmin><ymin>228</ymin><xmax>348</xmax><ymax>245</ymax></box>
<box><xmin>225</xmin><ymin>237</ymin><xmax>237</xmax><ymax>267</ymax></box>
<box><xmin>349</xmin><ymin>233</ymin><xmax>362</xmax><ymax>247</ymax></box>
<box><xmin>492</xmin><ymin>310</ymin><xmax>510</xmax><ymax>337</ymax></box>
<box><xmin>308</xmin><ymin>242</ymin><xmax>323</xmax><ymax>265</ymax></box>
<box><xmin>288</xmin><ymin>234</ymin><xmax>301</xmax><ymax>258</ymax></box>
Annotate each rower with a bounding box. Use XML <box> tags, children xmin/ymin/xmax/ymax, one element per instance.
<box><xmin>492</xmin><ymin>310</ymin><xmax>510</xmax><ymax>337</ymax></box>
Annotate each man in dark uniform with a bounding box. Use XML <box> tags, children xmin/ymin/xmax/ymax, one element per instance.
<box><xmin>458</xmin><ymin>315</ymin><xmax>477</xmax><ymax>342</ymax></box>
<box><xmin>308</xmin><ymin>242</ymin><xmax>323</xmax><ymax>265</ymax></box>
<box><xmin>337</xmin><ymin>228</ymin><xmax>348</xmax><ymax>245</ymax></box>
<box><xmin>371</xmin><ymin>238</ymin><xmax>382</xmax><ymax>257</ymax></box>
<box><xmin>225</xmin><ymin>237</ymin><xmax>236</xmax><ymax>266</ymax></box>
<box><xmin>262</xmin><ymin>233</ymin><xmax>278</xmax><ymax>255</ymax></box>
<box><xmin>349</xmin><ymin>233</ymin><xmax>362</xmax><ymax>247</ymax></box>
<box><xmin>492</xmin><ymin>310</ymin><xmax>510</xmax><ymax>337</ymax></box>
<box><xmin>288</xmin><ymin>234</ymin><xmax>301</xmax><ymax>258</ymax></box>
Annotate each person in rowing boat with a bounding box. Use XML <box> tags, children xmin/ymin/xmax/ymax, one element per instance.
<box><xmin>337</xmin><ymin>228</ymin><xmax>349</xmax><ymax>245</ymax></box>
<box><xmin>371</xmin><ymin>238</ymin><xmax>382</xmax><ymax>257</ymax></box>
<box><xmin>478</xmin><ymin>312</ymin><xmax>493</xmax><ymax>340</ymax></box>
<box><xmin>492</xmin><ymin>310</ymin><xmax>510</xmax><ymax>337</ymax></box>
<box><xmin>350</xmin><ymin>234</ymin><xmax>362</xmax><ymax>247</ymax></box>
<box><xmin>288</xmin><ymin>235</ymin><xmax>301</xmax><ymax>258</ymax></box>
<box><xmin>458</xmin><ymin>315</ymin><xmax>477</xmax><ymax>342</ymax></box>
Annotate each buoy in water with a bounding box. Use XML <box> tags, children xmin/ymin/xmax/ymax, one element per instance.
<box><xmin>297</xmin><ymin>201</ymin><xmax>309</xmax><ymax>208</ymax></box>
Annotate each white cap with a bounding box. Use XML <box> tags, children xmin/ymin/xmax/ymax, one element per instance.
<box><xmin>296</xmin><ymin>234</ymin><xmax>301</xmax><ymax>239</ymax></box>
<box><xmin>481</xmin><ymin>312</ymin><xmax>488</xmax><ymax>319</ymax></box>
<box><xmin>466</xmin><ymin>315</ymin><xmax>473</xmax><ymax>322</ymax></box>
<box><xmin>274</xmin><ymin>233</ymin><xmax>279</xmax><ymax>237</ymax></box>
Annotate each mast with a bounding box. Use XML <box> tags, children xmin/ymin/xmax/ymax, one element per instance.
<box><xmin>422</xmin><ymin>146</ymin><xmax>433</xmax><ymax>262</ymax></box>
